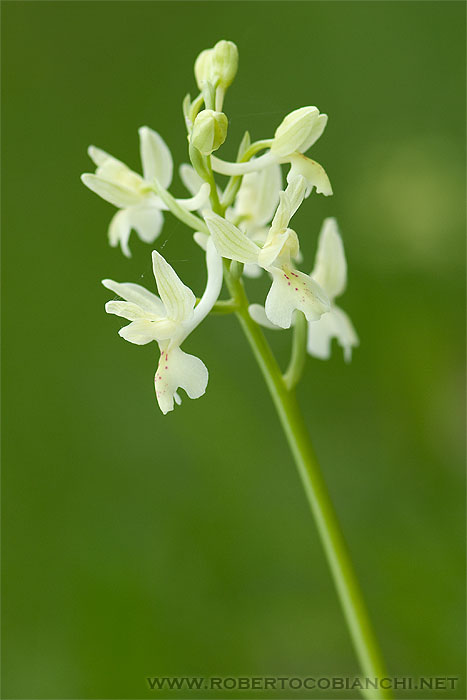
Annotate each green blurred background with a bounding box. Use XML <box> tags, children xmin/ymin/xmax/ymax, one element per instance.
<box><xmin>2</xmin><ymin>2</ymin><xmax>465</xmax><ymax>698</ymax></box>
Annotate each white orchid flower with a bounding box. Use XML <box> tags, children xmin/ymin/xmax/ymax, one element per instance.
<box><xmin>82</xmin><ymin>127</ymin><xmax>210</xmax><ymax>257</ymax></box>
<box><xmin>209</xmin><ymin>106</ymin><xmax>332</xmax><ymax>198</ymax></box>
<box><xmin>102</xmin><ymin>239</ymin><xmax>223</xmax><ymax>414</ymax></box>
<box><xmin>307</xmin><ymin>218</ymin><xmax>359</xmax><ymax>362</ymax></box>
<box><xmin>205</xmin><ymin>176</ymin><xmax>330</xmax><ymax>329</ymax></box>
<box><xmin>226</xmin><ymin>161</ymin><xmax>282</xmax><ymax>278</ymax></box>
<box><xmin>231</xmin><ymin>161</ymin><xmax>282</xmax><ymax>231</ymax></box>
<box><xmin>181</xmin><ymin>161</ymin><xmax>283</xmax><ymax>279</ymax></box>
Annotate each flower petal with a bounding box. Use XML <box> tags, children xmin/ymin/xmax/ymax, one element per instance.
<box><xmin>248</xmin><ymin>304</ymin><xmax>281</xmax><ymax>330</ymax></box>
<box><xmin>235</xmin><ymin>162</ymin><xmax>282</xmax><ymax>227</ymax></box>
<box><xmin>286</xmin><ymin>154</ymin><xmax>332</xmax><ymax>197</ymax></box>
<box><xmin>108</xmin><ymin>209</ymin><xmax>132</xmax><ymax>257</ymax></box>
<box><xmin>179</xmin><ymin>163</ymin><xmax>205</xmax><ymax>196</ymax></box>
<box><xmin>284</xmin><ymin>175</ymin><xmax>307</xmax><ymax>217</ymax></box>
<box><xmin>81</xmin><ymin>173</ymin><xmax>143</xmax><ymax>208</ymax></box>
<box><xmin>127</xmin><ymin>204</ymin><xmax>164</xmax><ymax>244</ymax></box>
<box><xmin>105</xmin><ymin>300</ymin><xmax>152</xmax><ymax>321</ymax></box>
<box><xmin>243</xmin><ymin>263</ymin><xmax>263</xmax><ymax>279</ymax></box>
<box><xmin>118</xmin><ymin>319</ymin><xmax>168</xmax><ymax>345</ymax></box>
<box><xmin>332</xmin><ymin>306</ymin><xmax>359</xmax><ymax>362</ymax></box>
<box><xmin>300</xmin><ymin>113</ymin><xmax>328</xmax><ymax>153</ymax></box>
<box><xmin>152</xmin><ymin>251</ymin><xmax>195</xmax><ymax>322</ymax></box>
<box><xmin>255</xmin><ymin>162</ymin><xmax>283</xmax><ymax>224</ymax></box>
<box><xmin>155</xmin><ymin>346</ymin><xmax>208</xmax><ymax>415</ymax></box>
<box><xmin>139</xmin><ymin>126</ymin><xmax>173</xmax><ymax>188</ymax></box>
<box><xmin>271</xmin><ymin>107</ymin><xmax>327</xmax><ymax>158</ymax></box>
<box><xmin>102</xmin><ymin>279</ymin><xmax>165</xmax><ymax>316</ymax></box>
<box><xmin>307</xmin><ymin>306</ymin><xmax>358</xmax><ymax>362</ymax></box>
<box><xmin>204</xmin><ymin>212</ymin><xmax>259</xmax><ymax>264</ymax></box>
<box><xmin>88</xmin><ymin>145</ymin><xmax>113</xmax><ymax>167</ymax></box>
<box><xmin>95</xmin><ymin>157</ymin><xmax>145</xmax><ymax>193</ymax></box>
<box><xmin>265</xmin><ymin>267</ymin><xmax>330</xmax><ymax>329</ymax></box>
<box><xmin>269</xmin><ymin>191</ymin><xmax>292</xmax><ymax>231</ymax></box>
<box><xmin>258</xmin><ymin>228</ymin><xmax>299</xmax><ymax>269</ymax></box>
<box><xmin>311</xmin><ymin>217</ymin><xmax>347</xmax><ymax>300</ymax></box>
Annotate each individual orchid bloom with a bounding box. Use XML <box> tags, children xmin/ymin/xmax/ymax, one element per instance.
<box><xmin>209</xmin><ymin>107</ymin><xmax>332</xmax><ymax>198</ymax></box>
<box><xmin>226</xmin><ymin>161</ymin><xmax>282</xmax><ymax>278</ymax></box>
<box><xmin>180</xmin><ymin>159</ymin><xmax>282</xmax><ymax>233</ymax></box>
<box><xmin>230</xmin><ymin>161</ymin><xmax>282</xmax><ymax>232</ymax></box>
<box><xmin>181</xmin><ymin>161</ymin><xmax>283</xmax><ymax>279</ymax></box>
<box><xmin>82</xmin><ymin>126</ymin><xmax>210</xmax><ymax>257</ymax></box>
<box><xmin>205</xmin><ymin>176</ymin><xmax>330</xmax><ymax>329</ymax></box>
<box><xmin>102</xmin><ymin>239</ymin><xmax>223</xmax><ymax>414</ymax></box>
<box><xmin>307</xmin><ymin>218</ymin><xmax>359</xmax><ymax>362</ymax></box>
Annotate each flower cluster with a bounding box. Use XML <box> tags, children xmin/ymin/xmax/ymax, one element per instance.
<box><xmin>82</xmin><ymin>39</ymin><xmax>358</xmax><ymax>414</ymax></box>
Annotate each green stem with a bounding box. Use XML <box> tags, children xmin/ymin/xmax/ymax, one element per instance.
<box><xmin>283</xmin><ymin>311</ymin><xmax>307</xmax><ymax>390</ymax></box>
<box><xmin>224</xmin><ymin>269</ymin><xmax>392</xmax><ymax>700</ymax></box>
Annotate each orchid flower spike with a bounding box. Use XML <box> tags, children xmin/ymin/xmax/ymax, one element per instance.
<box><xmin>102</xmin><ymin>239</ymin><xmax>223</xmax><ymax>414</ymax></box>
<box><xmin>205</xmin><ymin>176</ymin><xmax>330</xmax><ymax>328</ymax></box>
<box><xmin>308</xmin><ymin>218</ymin><xmax>359</xmax><ymax>362</ymax></box>
<box><xmin>210</xmin><ymin>107</ymin><xmax>332</xmax><ymax>198</ymax></box>
<box><xmin>82</xmin><ymin>126</ymin><xmax>210</xmax><ymax>257</ymax></box>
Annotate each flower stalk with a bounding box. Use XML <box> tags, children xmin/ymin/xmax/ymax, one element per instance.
<box><xmin>223</xmin><ymin>267</ymin><xmax>392</xmax><ymax>700</ymax></box>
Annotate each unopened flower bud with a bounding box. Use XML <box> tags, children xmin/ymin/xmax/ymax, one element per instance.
<box><xmin>194</xmin><ymin>40</ymin><xmax>239</xmax><ymax>91</ymax></box>
<box><xmin>194</xmin><ymin>49</ymin><xmax>214</xmax><ymax>90</ymax></box>
<box><xmin>271</xmin><ymin>106</ymin><xmax>328</xmax><ymax>158</ymax></box>
<box><xmin>191</xmin><ymin>110</ymin><xmax>228</xmax><ymax>155</ymax></box>
<box><xmin>211</xmin><ymin>40</ymin><xmax>238</xmax><ymax>89</ymax></box>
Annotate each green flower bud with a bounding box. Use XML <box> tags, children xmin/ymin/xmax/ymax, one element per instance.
<box><xmin>194</xmin><ymin>49</ymin><xmax>213</xmax><ymax>90</ymax></box>
<box><xmin>194</xmin><ymin>40</ymin><xmax>239</xmax><ymax>91</ymax></box>
<box><xmin>191</xmin><ymin>110</ymin><xmax>228</xmax><ymax>156</ymax></box>
<box><xmin>212</xmin><ymin>40</ymin><xmax>238</xmax><ymax>89</ymax></box>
